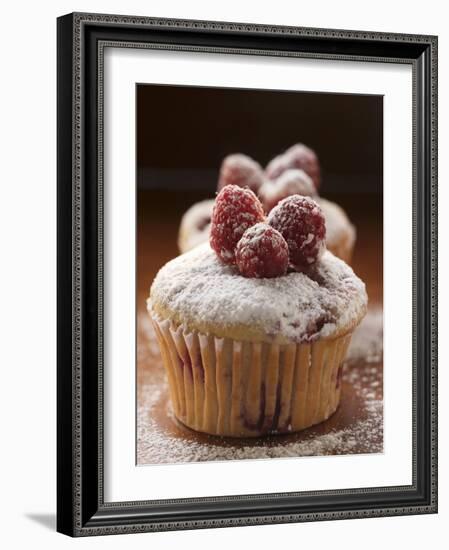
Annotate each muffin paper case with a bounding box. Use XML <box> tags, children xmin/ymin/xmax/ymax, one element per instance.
<box><xmin>151</xmin><ymin>313</ymin><xmax>353</xmax><ymax>437</ymax></box>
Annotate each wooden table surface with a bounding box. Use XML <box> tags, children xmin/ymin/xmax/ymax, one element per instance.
<box><xmin>136</xmin><ymin>190</ymin><xmax>383</xmax><ymax>464</ymax></box>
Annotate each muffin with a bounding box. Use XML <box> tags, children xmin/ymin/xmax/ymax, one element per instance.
<box><xmin>178</xmin><ymin>199</ymin><xmax>213</xmax><ymax>254</ymax></box>
<box><xmin>265</xmin><ymin>143</ymin><xmax>321</xmax><ymax>190</ymax></box>
<box><xmin>149</xmin><ymin>188</ymin><xmax>367</xmax><ymax>438</ymax></box>
<box><xmin>318</xmin><ymin>198</ymin><xmax>355</xmax><ymax>264</ymax></box>
<box><xmin>217</xmin><ymin>153</ymin><xmax>265</xmax><ymax>194</ymax></box>
<box><xmin>263</xmin><ymin>144</ymin><xmax>355</xmax><ymax>263</ymax></box>
<box><xmin>148</xmin><ymin>244</ymin><xmax>367</xmax><ymax>437</ymax></box>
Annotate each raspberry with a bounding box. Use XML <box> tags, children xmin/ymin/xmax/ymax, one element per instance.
<box><xmin>235</xmin><ymin>223</ymin><xmax>289</xmax><ymax>278</ymax></box>
<box><xmin>217</xmin><ymin>154</ymin><xmax>265</xmax><ymax>194</ymax></box>
<box><xmin>259</xmin><ymin>169</ymin><xmax>316</xmax><ymax>212</ymax></box>
<box><xmin>265</xmin><ymin>143</ymin><xmax>321</xmax><ymax>190</ymax></box>
<box><xmin>268</xmin><ymin>195</ymin><xmax>326</xmax><ymax>270</ymax></box>
<box><xmin>210</xmin><ymin>185</ymin><xmax>265</xmax><ymax>265</ymax></box>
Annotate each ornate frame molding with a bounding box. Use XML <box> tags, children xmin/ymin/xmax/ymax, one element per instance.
<box><xmin>57</xmin><ymin>12</ymin><xmax>437</xmax><ymax>536</ymax></box>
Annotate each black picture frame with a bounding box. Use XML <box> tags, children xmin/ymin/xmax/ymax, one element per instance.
<box><xmin>57</xmin><ymin>12</ymin><xmax>438</xmax><ymax>536</ymax></box>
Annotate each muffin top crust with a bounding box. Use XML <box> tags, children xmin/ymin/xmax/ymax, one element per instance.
<box><xmin>149</xmin><ymin>243</ymin><xmax>367</xmax><ymax>344</ymax></box>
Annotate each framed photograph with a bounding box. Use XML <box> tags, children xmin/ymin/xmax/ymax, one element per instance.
<box><xmin>57</xmin><ymin>12</ymin><xmax>438</xmax><ymax>536</ymax></box>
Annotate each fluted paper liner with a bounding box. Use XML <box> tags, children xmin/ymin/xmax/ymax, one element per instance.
<box><xmin>150</xmin><ymin>314</ymin><xmax>353</xmax><ymax>437</ymax></box>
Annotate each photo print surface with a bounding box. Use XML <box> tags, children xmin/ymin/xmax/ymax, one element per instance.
<box><xmin>136</xmin><ymin>84</ymin><xmax>383</xmax><ymax>465</ymax></box>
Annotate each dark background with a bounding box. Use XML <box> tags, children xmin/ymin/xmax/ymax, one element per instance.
<box><xmin>137</xmin><ymin>84</ymin><xmax>383</xmax><ymax>195</ymax></box>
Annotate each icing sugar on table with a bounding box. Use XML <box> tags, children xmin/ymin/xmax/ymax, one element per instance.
<box><xmin>137</xmin><ymin>307</ymin><xmax>383</xmax><ymax>464</ymax></box>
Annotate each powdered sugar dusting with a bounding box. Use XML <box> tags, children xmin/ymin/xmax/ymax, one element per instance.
<box><xmin>318</xmin><ymin>197</ymin><xmax>356</xmax><ymax>251</ymax></box>
<box><xmin>265</xmin><ymin>143</ymin><xmax>321</xmax><ymax>190</ymax></box>
<box><xmin>217</xmin><ymin>153</ymin><xmax>265</xmax><ymax>193</ymax></box>
<box><xmin>259</xmin><ymin>169</ymin><xmax>316</xmax><ymax>212</ymax></box>
<box><xmin>150</xmin><ymin>243</ymin><xmax>367</xmax><ymax>343</ymax></box>
<box><xmin>235</xmin><ymin>222</ymin><xmax>289</xmax><ymax>278</ymax></box>
<box><xmin>346</xmin><ymin>307</ymin><xmax>383</xmax><ymax>364</ymax></box>
<box><xmin>267</xmin><ymin>195</ymin><xmax>326</xmax><ymax>271</ymax></box>
<box><xmin>209</xmin><ymin>185</ymin><xmax>265</xmax><ymax>265</ymax></box>
<box><xmin>178</xmin><ymin>199</ymin><xmax>213</xmax><ymax>253</ymax></box>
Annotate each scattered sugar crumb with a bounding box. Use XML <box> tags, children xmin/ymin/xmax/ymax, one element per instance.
<box><xmin>346</xmin><ymin>307</ymin><xmax>383</xmax><ymax>364</ymax></box>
